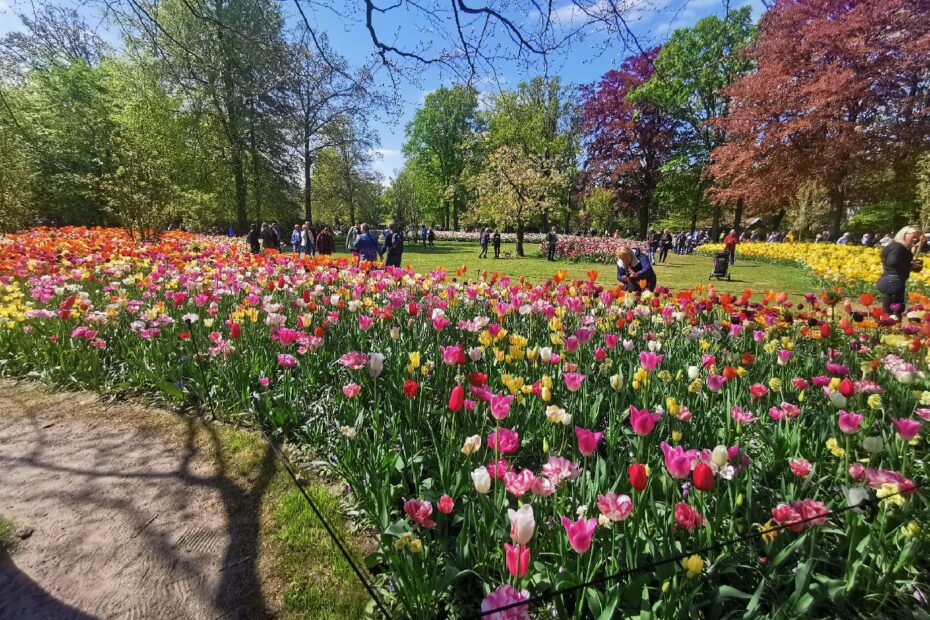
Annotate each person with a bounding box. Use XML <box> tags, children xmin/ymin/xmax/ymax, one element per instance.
<box><xmin>228</xmin><ymin>224</ymin><xmax>236</xmax><ymax>237</ymax></box>
<box><xmin>836</xmin><ymin>232</ymin><xmax>851</xmax><ymax>245</ymax></box>
<box><xmin>479</xmin><ymin>228</ymin><xmax>490</xmax><ymax>259</ymax></box>
<box><xmin>270</xmin><ymin>222</ymin><xmax>282</xmax><ymax>249</ymax></box>
<box><xmin>616</xmin><ymin>246</ymin><xmax>656</xmax><ymax>293</ymax></box>
<box><xmin>290</xmin><ymin>225</ymin><xmax>302</xmax><ymax>253</ymax></box>
<box><xmin>546</xmin><ymin>226</ymin><xmax>558</xmax><ymax>261</ymax></box>
<box><xmin>382</xmin><ymin>223</ymin><xmax>404</xmax><ymax>267</ymax></box>
<box><xmin>877</xmin><ymin>226</ymin><xmax>923</xmax><ymax>317</ymax></box>
<box><xmin>427</xmin><ymin>227</ymin><xmax>435</xmax><ymax>248</ymax></box>
<box><xmin>353</xmin><ymin>224</ymin><xmax>380</xmax><ymax>263</ymax></box>
<box><xmin>346</xmin><ymin>221</ymin><xmax>360</xmax><ymax>251</ymax></box>
<box><xmin>314</xmin><ymin>225</ymin><xmax>334</xmax><ymax>255</ymax></box>
<box><xmin>492</xmin><ymin>229</ymin><xmax>501</xmax><ymax>258</ymax></box>
<box><xmin>260</xmin><ymin>223</ymin><xmax>275</xmax><ymax>251</ymax></box>
<box><xmin>861</xmin><ymin>232</ymin><xmax>873</xmax><ymax>247</ymax></box>
<box><xmin>658</xmin><ymin>229</ymin><xmax>673</xmax><ymax>263</ymax></box>
<box><xmin>723</xmin><ymin>229</ymin><xmax>739</xmax><ymax>265</ymax></box>
<box><xmin>420</xmin><ymin>224</ymin><xmax>428</xmax><ymax>246</ymax></box>
<box><xmin>245</xmin><ymin>224</ymin><xmax>261</xmax><ymax>254</ymax></box>
<box><xmin>300</xmin><ymin>223</ymin><xmax>314</xmax><ymax>256</ymax></box>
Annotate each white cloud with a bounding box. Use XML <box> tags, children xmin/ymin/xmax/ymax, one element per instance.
<box><xmin>372</xmin><ymin>148</ymin><xmax>400</xmax><ymax>158</ymax></box>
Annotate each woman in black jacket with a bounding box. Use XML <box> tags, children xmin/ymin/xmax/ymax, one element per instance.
<box><xmin>877</xmin><ymin>226</ymin><xmax>923</xmax><ymax>317</ymax></box>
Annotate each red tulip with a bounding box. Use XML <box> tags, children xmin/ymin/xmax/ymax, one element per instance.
<box><xmin>448</xmin><ymin>385</ymin><xmax>465</xmax><ymax>412</ymax></box>
<box><xmin>628</xmin><ymin>463</ymin><xmax>648</xmax><ymax>491</ymax></box>
<box><xmin>403</xmin><ymin>380</ymin><xmax>419</xmax><ymax>398</ymax></box>
<box><xmin>838</xmin><ymin>378</ymin><xmax>855</xmax><ymax>398</ymax></box>
<box><xmin>230</xmin><ymin>323</ymin><xmax>241</xmax><ymax>339</ymax></box>
<box><xmin>692</xmin><ymin>463</ymin><xmax>715</xmax><ymax>492</ymax></box>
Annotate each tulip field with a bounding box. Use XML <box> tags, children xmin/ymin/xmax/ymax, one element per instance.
<box><xmin>0</xmin><ymin>227</ymin><xmax>928</xmax><ymax>619</ymax></box>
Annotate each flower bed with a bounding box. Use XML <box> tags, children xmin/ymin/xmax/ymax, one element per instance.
<box><xmin>700</xmin><ymin>242</ymin><xmax>930</xmax><ymax>296</ymax></box>
<box><xmin>537</xmin><ymin>236</ymin><xmax>641</xmax><ymax>263</ymax></box>
<box><xmin>434</xmin><ymin>230</ymin><xmax>548</xmax><ymax>244</ymax></box>
<box><xmin>0</xmin><ymin>227</ymin><xmax>927</xmax><ymax>618</ymax></box>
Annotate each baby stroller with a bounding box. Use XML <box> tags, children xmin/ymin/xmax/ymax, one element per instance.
<box><xmin>710</xmin><ymin>251</ymin><xmax>731</xmax><ymax>281</ymax></box>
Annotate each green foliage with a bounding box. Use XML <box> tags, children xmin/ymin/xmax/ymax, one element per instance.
<box><xmin>917</xmin><ymin>153</ymin><xmax>930</xmax><ymax>230</ymax></box>
<box><xmin>578</xmin><ymin>187</ymin><xmax>616</xmax><ymax>231</ymax></box>
<box><xmin>653</xmin><ymin>157</ymin><xmax>710</xmax><ymax>231</ymax></box>
<box><xmin>846</xmin><ymin>200</ymin><xmax>917</xmax><ymax>240</ymax></box>
<box><xmin>272</xmin><ymin>487</ymin><xmax>368</xmax><ymax>619</ymax></box>
<box><xmin>0</xmin><ymin>516</ymin><xmax>15</xmax><ymax>555</ymax></box>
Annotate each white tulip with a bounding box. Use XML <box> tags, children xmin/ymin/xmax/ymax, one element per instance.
<box><xmin>471</xmin><ymin>466</ymin><xmax>491</xmax><ymax>494</ymax></box>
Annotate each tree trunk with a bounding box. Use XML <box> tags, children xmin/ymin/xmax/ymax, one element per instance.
<box><xmin>249</xmin><ymin>107</ymin><xmax>262</xmax><ymax>225</ymax></box>
<box><xmin>638</xmin><ymin>200</ymin><xmax>649</xmax><ymax>240</ymax></box>
<box><xmin>452</xmin><ymin>188</ymin><xmax>459</xmax><ymax>231</ymax></box>
<box><xmin>303</xmin><ymin>112</ymin><xmax>313</xmax><ymax>224</ymax></box>
<box><xmin>710</xmin><ymin>203</ymin><xmax>722</xmax><ymax>241</ymax></box>
<box><xmin>690</xmin><ymin>206</ymin><xmax>698</xmax><ymax>233</ymax></box>
<box><xmin>829</xmin><ymin>188</ymin><xmax>844</xmax><ymax>240</ymax></box>
<box><xmin>231</xmin><ymin>148</ymin><xmax>248</xmax><ymax>230</ymax></box>
<box><xmin>516</xmin><ymin>221</ymin><xmax>525</xmax><ymax>257</ymax></box>
<box><xmin>733</xmin><ymin>199</ymin><xmax>744</xmax><ymax>231</ymax></box>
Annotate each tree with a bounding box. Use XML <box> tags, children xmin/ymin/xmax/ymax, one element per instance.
<box><xmin>918</xmin><ymin>153</ymin><xmax>930</xmax><ymax>231</ymax></box>
<box><xmin>653</xmin><ymin>156</ymin><xmax>710</xmax><ymax>232</ymax></box>
<box><xmin>484</xmin><ymin>76</ymin><xmax>580</xmax><ymax>235</ymax></box>
<box><xmin>631</xmin><ymin>7</ymin><xmax>756</xmax><ymax>239</ymax></box>
<box><xmin>708</xmin><ymin>0</ymin><xmax>930</xmax><ymax>238</ymax></box>
<box><xmin>787</xmin><ymin>182</ymin><xmax>831</xmax><ymax>241</ymax></box>
<box><xmin>580</xmin><ymin>48</ymin><xmax>678</xmax><ymax>238</ymax></box>
<box><xmin>468</xmin><ymin>146</ymin><xmax>567</xmax><ymax>256</ymax></box>
<box><xmin>403</xmin><ymin>85</ymin><xmax>478</xmax><ymax>230</ymax></box>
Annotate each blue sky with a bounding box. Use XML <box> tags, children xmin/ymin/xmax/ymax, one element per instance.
<box><xmin>0</xmin><ymin>0</ymin><xmax>765</xmax><ymax>180</ymax></box>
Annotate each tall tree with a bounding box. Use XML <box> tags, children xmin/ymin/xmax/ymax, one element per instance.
<box><xmin>468</xmin><ymin>146</ymin><xmax>567</xmax><ymax>255</ymax></box>
<box><xmin>403</xmin><ymin>85</ymin><xmax>478</xmax><ymax>230</ymax></box>
<box><xmin>708</xmin><ymin>0</ymin><xmax>930</xmax><ymax>238</ymax></box>
<box><xmin>580</xmin><ymin>48</ymin><xmax>678</xmax><ymax>238</ymax></box>
<box><xmin>484</xmin><ymin>76</ymin><xmax>579</xmax><ymax>248</ymax></box>
<box><xmin>631</xmin><ymin>7</ymin><xmax>755</xmax><ymax>239</ymax></box>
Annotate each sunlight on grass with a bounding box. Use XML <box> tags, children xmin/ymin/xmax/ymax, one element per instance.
<box><xmin>333</xmin><ymin>241</ymin><xmax>815</xmax><ymax>297</ymax></box>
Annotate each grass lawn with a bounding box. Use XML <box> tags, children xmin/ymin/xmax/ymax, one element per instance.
<box><xmin>331</xmin><ymin>241</ymin><xmax>815</xmax><ymax>297</ymax></box>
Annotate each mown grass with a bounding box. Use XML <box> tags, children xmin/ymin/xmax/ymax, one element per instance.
<box><xmin>0</xmin><ymin>516</ymin><xmax>16</xmax><ymax>555</ymax></box>
<box><xmin>331</xmin><ymin>241</ymin><xmax>816</xmax><ymax>298</ymax></box>
<box><xmin>271</xmin><ymin>486</ymin><xmax>370</xmax><ymax>620</ymax></box>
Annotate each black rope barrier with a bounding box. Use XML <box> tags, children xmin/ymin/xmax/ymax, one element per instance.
<box><xmin>469</xmin><ymin>481</ymin><xmax>923</xmax><ymax>619</ymax></box>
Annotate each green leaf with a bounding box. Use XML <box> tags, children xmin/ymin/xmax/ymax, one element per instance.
<box><xmin>159</xmin><ymin>380</ymin><xmax>183</xmax><ymax>400</ymax></box>
<box><xmin>716</xmin><ymin>585</ymin><xmax>752</xmax><ymax>601</ymax></box>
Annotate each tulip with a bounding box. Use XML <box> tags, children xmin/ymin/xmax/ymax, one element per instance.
<box><xmin>661</xmin><ymin>442</ymin><xmax>695</xmax><ymax>479</ymax></box>
<box><xmin>596</xmin><ymin>493</ymin><xmax>633</xmax><ymax>521</ymax></box>
<box><xmin>461</xmin><ymin>434</ymin><xmax>481</xmax><ymax>455</ymax></box>
<box><xmin>448</xmin><ymin>385</ymin><xmax>465</xmax><ymax>412</ymax></box>
<box><xmin>789</xmin><ymin>458</ymin><xmax>812</xmax><ymax>478</ymax></box>
<box><xmin>706</xmin><ymin>374</ymin><xmax>726</xmax><ymax>392</ymax></box>
<box><xmin>692</xmin><ymin>463</ymin><xmax>714</xmax><ymax>491</ymax></box>
<box><xmin>403</xmin><ymin>499</ymin><xmax>436</xmax><ymax>528</ymax></box>
<box><xmin>402</xmin><ymin>379</ymin><xmax>419</xmax><ymax>398</ymax></box>
<box><xmin>508</xmin><ymin>504</ymin><xmax>535</xmax><ymax>544</ymax></box>
<box><xmin>893</xmin><ymin>418</ymin><xmax>921</xmax><ymax>441</ymax></box>
<box><xmin>437</xmin><ymin>494</ymin><xmax>454</xmax><ymax>514</ymax></box>
<box><xmin>638</xmin><ymin>351</ymin><xmax>664</xmax><ymax>372</ymax></box>
<box><xmin>838</xmin><ymin>378</ymin><xmax>855</xmax><ymax>398</ymax></box>
<box><xmin>490</xmin><ymin>392</ymin><xmax>514</xmax><ymax>420</ymax></box>
<box><xmin>480</xmin><ymin>585</ymin><xmax>529</xmax><ymax>618</ymax></box>
<box><xmin>471</xmin><ymin>466</ymin><xmax>491</xmax><ymax>494</ymax></box>
<box><xmin>574</xmin><ymin>427</ymin><xmax>602</xmax><ymax>456</ymax></box>
<box><xmin>687</xmin><ymin>365</ymin><xmax>700</xmax><ymax>380</ymax></box>
<box><xmin>367</xmin><ymin>352</ymin><xmax>384</xmax><ymax>377</ymax></box>
<box><xmin>630</xmin><ymin>405</ymin><xmax>661</xmax><ymax>436</ymax></box>
<box><xmin>488</xmin><ymin>428</ymin><xmax>520</xmax><ymax>454</ymax></box>
<box><xmin>342</xmin><ymin>383</ymin><xmax>360</xmax><ymax>398</ymax></box>
<box><xmin>563</xmin><ymin>372</ymin><xmax>586</xmax><ymax>392</ymax></box>
<box><xmin>838</xmin><ymin>411</ymin><xmax>863</xmax><ymax>434</ymax></box>
<box><xmin>674</xmin><ymin>502</ymin><xmax>705</xmax><ymax>530</ymax></box>
<box><xmin>609</xmin><ymin>373</ymin><xmax>622</xmax><ymax>390</ymax></box>
<box><xmin>504</xmin><ymin>543</ymin><xmax>531</xmax><ymax>578</ymax></box>
<box><xmin>629</xmin><ymin>463</ymin><xmax>648</xmax><ymax>491</ymax></box>
<box><xmin>560</xmin><ymin>516</ymin><xmax>598</xmax><ymax>553</ymax></box>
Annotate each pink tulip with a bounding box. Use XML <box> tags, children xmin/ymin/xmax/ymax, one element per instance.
<box><xmin>504</xmin><ymin>543</ymin><xmax>530</xmax><ymax>578</ymax></box>
<box><xmin>596</xmin><ymin>493</ymin><xmax>633</xmax><ymax>521</ymax></box>
<box><xmin>574</xmin><ymin>427</ymin><xmax>602</xmax><ymax>456</ymax></box>
<box><xmin>630</xmin><ymin>405</ymin><xmax>661</xmax><ymax>436</ymax></box>
<box><xmin>706</xmin><ymin>374</ymin><xmax>726</xmax><ymax>392</ymax></box>
<box><xmin>604</xmin><ymin>334</ymin><xmax>619</xmax><ymax>349</ymax></box>
<box><xmin>487</xmin><ymin>428</ymin><xmax>520</xmax><ymax>454</ymax></box>
<box><xmin>403</xmin><ymin>499</ymin><xmax>436</xmax><ymax>528</ymax></box>
<box><xmin>563</xmin><ymin>336</ymin><xmax>579</xmax><ymax>353</ymax></box>
<box><xmin>440</xmin><ymin>344</ymin><xmax>465</xmax><ymax>365</ymax></box>
<box><xmin>342</xmin><ymin>383</ymin><xmax>360</xmax><ymax>398</ymax></box>
<box><xmin>541</xmin><ymin>455</ymin><xmax>581</xmax><ymax>485</ymax></box>
<box><xmin>638</xmin><ymin>351</ymin><xmax>664</xmax><ymax>372</ymax></box>
<box><xmin>503</xmin><ymin>469</ymin><xmax>537</xmax><ymax>497</ymax></box>
<box><xmin>674</xmin><ymin>502</ymin><xmax>705</xmax><ymax>531</ymax></box>
<box><xmin>560</xmin><ymin>516</ymin><xmax>598</xmax><ymax>553</ymax></box>
<box><xmin>480</xmin><ymin>585</ymin><xmax>529</xmax><ymax>619</ymax></box>
<box><xmin>490</xmin><ymin>392</ymin><xmax>514</xmax><ymax>420</ymax></box>
<box><xmin>893</xmin><ymin>418</ymin><xmax>921</xmax><ymax>441</ymax></box>
<box><xmin>788</xmin><ymin>458</ymin><xmax>812</xmax><ymax>478</ymax></box>
<box><xmin>563</xmin><ymin>372</ymin><xmax>586</xmax><ymax>392</ymax></box>
<box><xmin>661</xmin><ymin>442</ymin><xmax>696</xmax><ymax>479</ymax></box>
<box><xmin>837</xmin><ymin>411</ymin><xmax>863</xmax><ymax>434</ymax></box>
<box><xmin>357</xmin><ymin>315</ymin><xmax>374</xmax><ymax>331</ymax></box>
<box><xmin>277</xmin><ymin>353</ymin><xmax>298</xmax><ymax>368</ymax></box>
<box><xmin>437</xmin><ymin>494</ymin><xmax>454</xmax><ymax>514</ymax></box>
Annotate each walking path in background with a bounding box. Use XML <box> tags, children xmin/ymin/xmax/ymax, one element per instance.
<box><xmin>0</xmin><ymin>381</ymin><xmax>282</xmax><ymax>619</ymax></box>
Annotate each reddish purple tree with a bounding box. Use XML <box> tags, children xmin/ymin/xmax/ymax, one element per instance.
<box><xmin>708</xmin><ymin>0</ymin><xmax>930</xmax><ymax>237</ymax></box>
<box><xmin>580</xmin><ymin>48</ymin><xmax>679</xmax><ymax>238</ymax></box>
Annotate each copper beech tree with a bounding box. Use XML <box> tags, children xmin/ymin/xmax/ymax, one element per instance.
<box><xmin>708</xmin><ymin>0</ymin><xmax>930</xmax><ymax>238</ymax></box>
<box><xmin>579</xmin><ymin>49</ymin><xmax>678</xmax><ymax>239</ymax></box>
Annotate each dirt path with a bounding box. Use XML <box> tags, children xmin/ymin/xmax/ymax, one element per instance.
<box><xmin>0</xmin><ymin>381</ymin><xmax>283</xmax><ymax>619</ymax></box>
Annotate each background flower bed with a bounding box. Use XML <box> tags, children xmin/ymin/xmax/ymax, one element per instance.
<box><xmin>0</xmin><ymin>227</ymin><xmax>927</xmax><ymax>618</ymax></box>
<box><xmin>699</xmin><ymin>242</ymin><xmax>930</xmax><ymax>297</ymax></box>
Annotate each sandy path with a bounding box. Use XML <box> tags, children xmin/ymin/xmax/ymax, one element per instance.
<box><xmin>0</xmin><ymin>381</ymin><xmax>280</xmax><ymax>619</ymax></box>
